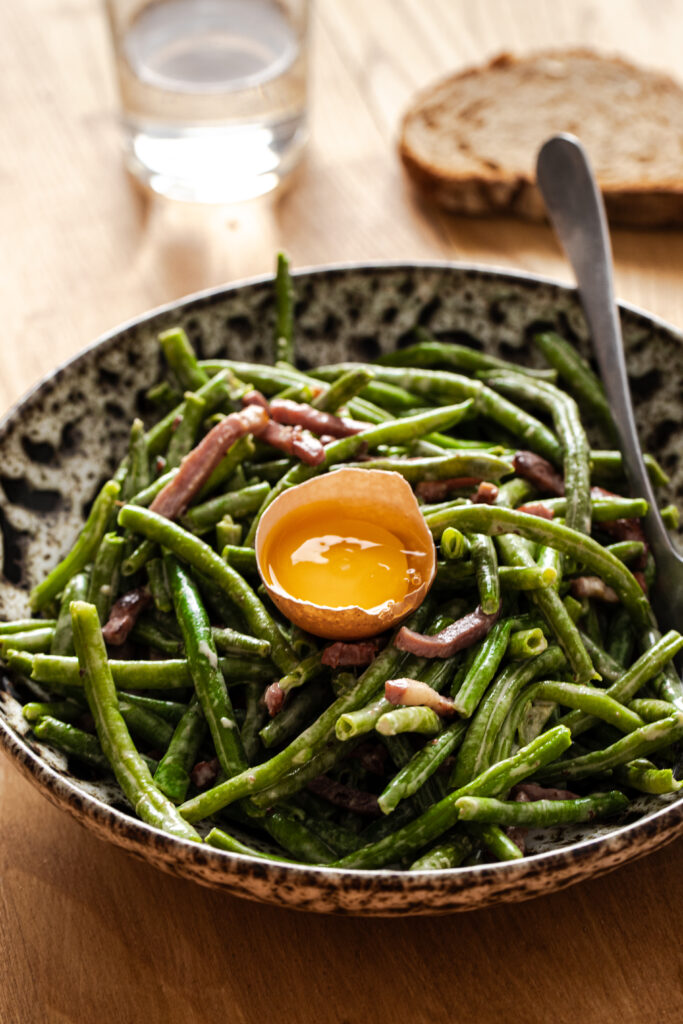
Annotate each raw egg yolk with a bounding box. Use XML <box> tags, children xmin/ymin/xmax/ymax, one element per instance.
<box><xmin>263</xmin><ymin>508</ymin><xmax>422</xmax><ymax>611</ymax></box>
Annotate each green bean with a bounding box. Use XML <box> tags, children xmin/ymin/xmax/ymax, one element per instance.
<box><xmin>533</xmin><ymin>331</ymin><xmax>614</xmax><ymax>437</ymax></box>
<box><xmin>26</xmin><ymin>652</ymin><xmax>272</xmax><ymax>689</ymax></box>
<box><xmin>615</xmin><ymin>759</ymin><xmax>683</xmax><ymax>794</ymax></box>
<box><xmin>118</xmin><ymin>697</ymin><xmax>175</xmax><ymax>750</ymax></box>
<box><xmin>330</xmin><ymin>726</ymin><xmax>572</xmax><ymax>869</ymax></box>
<box><xmin>508</xmin><ymin>628</ymin><xmax>548</xmax><ymax>660</ymax></box>
<box><xmin>661</xmin><ymin>504</ymin><xmax>679</xmax><ymax>529</ymax></box>
<box><xmin>607</xmin><ymin>606</ymin><xmax>635</xmax><ymax>668</ymax></box>
<box><xmin>221</xmin><ymin>544</ymin><xmax>258</xmax><ymax>576</ymax></box>
<box><xmin>361</xmin><ymin>379</ymin><xmax>422</xmax><ymax>413</ymax></box>
<box><xmin>87</xmin><ymin>532</ymin><xmax>124</xmax><ymax>624</ymax></box>
<box><xmin>131</xmin><ymin>618</ymin><xmax>183</xmax><ymax>656</ymax></box>
<box><xmin>1</xmin><ymin>627</ymin><xmax>55</xmax><ymax>655</ymax></box>
<box><xmin>263</xmin><ymin>809</ymin><xmax>336</xmax><ymax>864</ymax></box>
<box><xmin>409</xmin><ymin>834</ymin><xmax>472</xmax><ymax>871</ymax></box>
<box><xmin>378</xmin><ymin>719</ymin><xmax>468</xmax><ymax>816</ymax></box>
<box><xmin>178</xmin><ymin>604</ymin><xmax>431</xmax><ymax>821</ymax></box>
<box><xmin>23</xmin><ymin>700</ymin><xmax>83</xmax><ymax>723</ymax></box>
<box><xmin>274</xmin><ymin>252</ymin><xmax>295</xmax><ymax>363</ymax></box>
<box><xmin>312</xmin><ymin>367</ymin><xmax>374</xmax><ymax>412</ymax></box>
<box><xmin>377</xmin><ymin>332</ymin><xmax>557</xmax><ymax>380</ymax></box>
<box><xmin>0</xmin><ymin>618</ymin><xmax>57</xmax><ymax>635</ymax></box>
<box><xmin>118</xmin><ymin>505</ymin><xmax>298</xmax><ymax>675</ymax></box>
<box><xmin>211</xmin><ymin>626</ymin><xmax>270</xmax><ymax>659</ymax></box>
<box><xmin>452</xmin><ymin>646</ymin><xmax>566</xmax><ymax>787</ymax></box>
<box><xmin>558</xmin><ymin>630</ymin><xmax>683</xmax><ymax>736</ymax></box>
<box><xmin>216</xmin><ymin>516</ymin><xmax>243</xmax><ymax>549</ymax></box>
<box><xmin>313</xmin><ymin>363</ymin><xmax>563</xmax><ymax>464</ymax></box>
<box><xmin>577</xmin><ymin>631</ymin><xmax>623</xmax><ymax>682</ymax></box>
<box><xmin>456</xmin><ymin>790</ymin><xmax>628</xmax><ymax>827</ymax></box>
<box><xmin>206</xmin><ymin>826</ymin><xmax>291</xmax><ymax>861</ymax></box>
<box><xmin>165</xmin><ymin>392</ymin><xmax>207</xmax><ymax>469</ymax></box>
<box><xmin>33</xmin><ymin>715</ymin><xmax>110</xmax><ymax>770</ymax></box>
<box><xmin>118</xmin><ymin>693</ymin><xmax>187</xmax><ymax>725</ymax></box>
<box><xmin>121</xmin><ymin>418</ymin><xmax>151</xmax><ymax>501</ymax></box>
<box><xmin>129</xmin><ymin>469</ymin><xmax>177</xmax><ymax>508</ymax></box>
<box><xmin>182</xmin><ymin>481</ymin><xmax>270</xmax><ymax>533</ymax></box>
<box><xmin>441</xmin><ymin>527</ymin><xmax>469</xmax><ymax>561</ymax></box>
<box><xmin>590</xmin><ymin>450</ymin><xmax>669</xmax><ymax>488</ymax></box>
<box><xmin>450</xmin><ymin>622</ymin><xmax>512</xmax><ymax>717</ymax></box>
<box><xmin>524</xmin><ymin>495</ymin><xmax>648</xmax><ymax>522</ymax></box>
<box><xmin>341</xmin><ymin>451</ymin><xmax>514</xmax><ymax>483</ymax></box>
<box><xmin>240</xmin><ymin>681</ymin><xmax>266</xmax><ymax>764</ymax></box>
<box><xmin>605</xmin><ymin>541</ymin><xmax>647</xmax><ymax>565</ymax></box>
<box><xmin>485</xmin><ymin>370</ymin><xmax>592</xmax><ymax>535</ymax></box>
<box><xmin>70</xmin><ymin>601</ymin><xmax>200</xmax><ymax>840</ymax></box>
<box><xmin>159</xmin><ymin>326</ymin><xmax>209</xmax><ymax>392</ymax></box>
<box><xmin>164</xmin><ymin>554</ymin><xmax>246</xmax><ymax>778</ymax></box>
<box><xmin>536</xmin><ymin>713</ymin><xmax>683</xmax><ymax>784</ymax></box>
<box><xmin>627</xmin><ymin>699</ymin><xmax>675</xmax><ymax>722</ymax></box>
<box><xmin>376</xmin><ymin>706</ymin><xmax>443</xmax><ymax>737</ymax></box>
<box><xmin>122</xmin><ymin>538</ymin><xmax>157</xmax><ymax>576</ymax></box>
<box><xmin>521</xmin><ymin>681</ymin><xmax>645</xmax><ymax>734</ymax></box>
<box><xmin>468</xmin><ymin>532</ymin><xmax>500</xmax><ymax>615</ymax></box>
<box><xmin>436</xmin><ymin>562</ymin><xmax>557</xmax><ymax>592</ymax></box>
<box><xmin>463</xmin><ymin>822</ymin><xmax>524</xmax><ymax>861</ymax></box>
<box><xmin>30</xmin><ymin>480</ymin><xmax>120</xmax><ymax>611</ymax></box>
<box><xmin>247</xmin><ymin>457</ymin><xmax>291</xmax><ymax>482</ymax></box>
<box><xmin>279</xmin><ymin>650</ymin><xmax>326</xmax><ymax>693</ymax></box>
<box><xmin>146</xmin><ymin>380</ymin><xmax>181</xmax><ymax>413</ymax></box>
<box><xmin>146</xmin><ymin>557</ymin><xmax>173</xmax><ymax>614</ymax></box>
<box><xmin>153</xmin><ymin>697</ymin><xmax>206</xmax><ymax>803</ymax></box>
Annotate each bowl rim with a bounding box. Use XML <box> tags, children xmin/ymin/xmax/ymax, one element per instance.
<box><xmin>1</xmin><ymin>259</ymin><xmax>681</xmax><ymax>901</ymax></box>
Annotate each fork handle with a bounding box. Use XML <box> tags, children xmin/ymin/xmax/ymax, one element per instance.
<box><xmin>536</xmin><ymin>134</ymin><xmax>671</xmax><ymax>561</ymax></box>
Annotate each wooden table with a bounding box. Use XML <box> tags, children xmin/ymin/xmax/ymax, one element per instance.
<box><xmin>2</xmin><ymin>2</ymin><xmax>682</xmax><ymax>1021</ymax></box>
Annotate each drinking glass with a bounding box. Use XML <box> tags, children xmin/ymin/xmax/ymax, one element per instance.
<box><xmin>104</xmin><ymin>0</ymin><xmax>310</xmax><ymax>203</ymax></box>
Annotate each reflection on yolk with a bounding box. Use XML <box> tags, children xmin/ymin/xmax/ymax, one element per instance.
<box><xmin>264</xmin><ymin>510</ymin><xmax>422</xmax><ymax>610</ymax></box>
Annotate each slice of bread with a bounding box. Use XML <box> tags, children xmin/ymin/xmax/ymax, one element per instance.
<box><xmin>399</xmin><ymin>49</ymin><xmax>683</xmax><ymax>227</ymax></box>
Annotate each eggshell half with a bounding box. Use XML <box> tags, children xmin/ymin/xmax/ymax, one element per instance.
<box><xmin>255</xmin><ymin>468</ymin><xmax>436</xmax><ymax>640</ymax></box>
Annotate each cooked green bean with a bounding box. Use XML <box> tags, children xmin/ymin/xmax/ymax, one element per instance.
<box><xmin>467</xmin><ymin>532</ymin><xmax>500</xmax><ymax>615</ymax></box>
<box><xmin>533</xmin><ymin>331</ymin><xmax>614</xmax><ymax>437</ymax></box>
<box><xmin>153</xmin><ymin>696</ymin><xmax>206</xmax><ymax>803</ymax></box>
<box><xmin>165</xmin><ymin>554</ymin><xmax>246</xmax><ymax>778</ymax></box>
<box><xmin>376</xmin><ymin>706</ymin><xmax>443</xmax><ymax>737</ymax></box>
<box><xmin>454</xmin><ymin>791</ymin><xmax>628</xmax><ymax>826</ymax></box>
<box><xmin>70</xmin><ymin>601</ymin><xmax>200</xmax><ymax>840</ymax></box>
<box><xmin>274</xmin><ymin>252</ymin><xmax>295</xmax><ymax>363</ymax></box>
<box><xmin>159</xmin><ymin>326</ymin><xmax>209</xmax><ymax>392</ymax></box>
<box><xmin>30</xmin><ymin>480</ymin><xmax>121</xmax><ymax>611</ymax></box>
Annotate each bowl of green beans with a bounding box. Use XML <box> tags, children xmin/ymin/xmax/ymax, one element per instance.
<box><xmin>0</xmin><ymin>258</ymin><xmax>681</xmax><ymax>915</ymax></box>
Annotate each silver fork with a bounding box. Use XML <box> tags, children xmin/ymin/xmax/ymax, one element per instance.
<box><xmin>535</xmin><ymin>133</ymin><xmax>683</xmax><ymax>633</ymax></box>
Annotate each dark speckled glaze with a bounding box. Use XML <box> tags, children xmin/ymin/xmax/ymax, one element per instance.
<box><xmin>0</xmin><ymin>262</ymin><xmax>681</xmax><ymax>915</ymax></box>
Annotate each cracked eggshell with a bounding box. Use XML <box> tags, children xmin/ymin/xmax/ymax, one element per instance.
<box><xmin>254</xmin><ymin>468</ymin><xmax>436</xmax><ymax>640</ymax></box>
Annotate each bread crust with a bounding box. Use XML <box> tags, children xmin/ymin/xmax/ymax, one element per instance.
<box><xmin>399</xmin><ymin>50</ymin><xmax>683</xmax><ymax>228</ymax></box>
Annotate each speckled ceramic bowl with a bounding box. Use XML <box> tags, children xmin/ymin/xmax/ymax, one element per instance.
<box><xmin>1</xmin><ymin>262</ymin><xmax>681</xmax><ymax>915</ymax></box>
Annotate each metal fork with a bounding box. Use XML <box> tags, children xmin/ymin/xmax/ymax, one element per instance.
<box><xmin>536</xmin><ymin>133</ymin><xmax>683</xmax><ymax>633</ymax></box>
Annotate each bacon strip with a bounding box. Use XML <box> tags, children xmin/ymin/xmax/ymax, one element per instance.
<box><xmin>395</xmin><ymin>605</ymin><xmax>500</xmax><ymax>658</ymax></box>
<box><xmin>258</xmin><ymin>420</ymin><xmax>325</xmax><ymax>465</ymax></box>
<box><xmin>517</xmin><ymin>502</ymin><xmax>556</xmax><ymax>520</ymax></box>
<box><xmin>415</xmin><ymin>477</ymin><xmax>482</xmax><ymax>502</ymax></box>
<box><xmin>264</xmin><ymin>682</ymin><xmax>286</xmax><ymax>717</ymax></box>
<box><xmin>321</xmin><ymin>639</ymin><xmax>382</xmax><ymax>668</ymax></box>
<box><xmin>570</xmin><ymin>576</ymin><xmax>619</xmax><ymax>603</ymax></box>
<box><xmin>307</xmin><ymin>775</ymin><xmax>380</xmax><ymax>817</ymax></box>
<box><xmin>513</xmin><ymin>450</ymin><xmax>565</xmax><ymax>496</ymax></box>
<box><xmin>150</xmin><ymin>404</ymin><xmax>269</xmax><ymax>519</ymax></box>
<box><xmin>102</xmin><ymin>587</ymin><xmax>152</xmax><ymax>645</ymax></box>
<box><xmin>241</xmin><ymin>389</ymin><xmax>269</xmax><ymax>410</ymax></box>
<box><xmin>472</xmin><ymin>481</ymin><xmax>499</xmax><ymax>504</ymax></box>
<box><xmin>269</xmin><ymin>398</ymin><xmax>371</xmax><ymax>438</ymax></box>
<box><xmin>384</xmin><ymin>678</ymin><xmax>457</xmax><ymax>716</ymax></box>
<box><xmin>191</xmin><ymin>758</ymin><xmax>220</xmax><ymax>789</ymax></box>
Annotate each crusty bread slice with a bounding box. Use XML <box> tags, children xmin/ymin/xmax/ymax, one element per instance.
<box><xmin>399</xmin><ymin>49</ymin><xmax>683</xmax><ymax>227</ymax></box>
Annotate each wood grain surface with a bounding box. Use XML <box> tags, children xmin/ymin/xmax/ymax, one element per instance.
<box><xmin>1</xmin><ymin>1</ymin><xmax>682</xmax><ymax>1021</ymax></box>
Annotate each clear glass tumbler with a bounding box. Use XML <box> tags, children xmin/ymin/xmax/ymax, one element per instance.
<box><xmin>104</xmin><ymin>0</ymin><xmax>310</xmax><ymax>203</ymax></box>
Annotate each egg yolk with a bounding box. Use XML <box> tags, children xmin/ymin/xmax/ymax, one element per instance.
<box><xmin>263</xmin><ymin>508</ymin><xmax>422</xmax><ymax>611</ymax></box>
